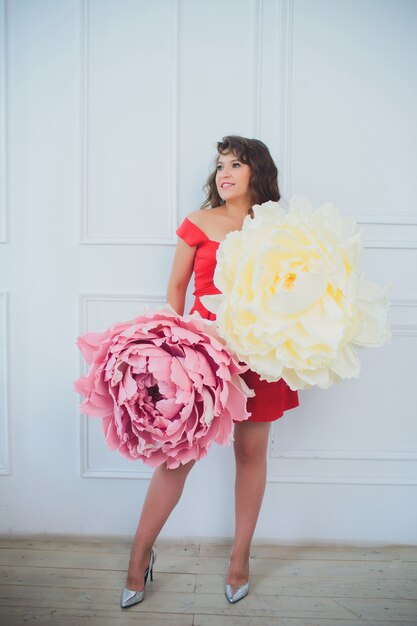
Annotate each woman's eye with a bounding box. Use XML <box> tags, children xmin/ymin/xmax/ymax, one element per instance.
<box><xmin>232</xmin><ymin>162</ymin><xmax>241</xmax><ymax>168</ymax></box>
<box><xmin>216</xmin><ymin>164</ymin><xmax>223</xmax><ymax>171</ymax></box>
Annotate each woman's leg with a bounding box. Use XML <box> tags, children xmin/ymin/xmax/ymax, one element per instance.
<box><xmin>125</xmin><ymin>459</ymin><xmax>195</xmax><ymax>590</ymax></box>
<box><xmin>226</xmin><ymin>420</ymin><xmax>271</xmax><ymax>589</ymax></box>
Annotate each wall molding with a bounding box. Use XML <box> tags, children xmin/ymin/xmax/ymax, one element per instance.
<box><xmin>251</xmin><ymin>0</ymin><xmax>262</xmax><ymax>137</ymax></box>
<box><xmin>79</xmin><ymin>0</ymin><xmax>179</xmax><ymax>245</ymax></box>
<box><xmin>78</xmin><ymin>293</ymin><xmax>165</xmax><ymax>479</ymax></box>
<box><xmin>356</xmin><ymin>215</ymin><xmax>417</xmax><ymax>225</ymax></box>
<box><xmin>270</xmin><ymin>298</ymin><xmax>417</xmax><ymax>460</ymax></box>
<box><xmin>0</xmin><ymin>292</ymin><xmax>10</xmax><ymax>475</ymax></box>
<box><xmin>78</xmin><ymin>295</ymin><xmax>417</xmax><ymax>482</ymax></box>
<box><xmin>81</xmin><ymin>465</ymin><xmax>152</xmax><ymax>480</ymax></box>
<box><xmin>277</xmin><ymin>0</ymin><xmax>417</xmax><ymax>250</ymax></box>
<box><xmin>277</xmin><ymin>0</ymin><xmax>293</xmax><ymax>196</ymax></box>
<box><xmin>169</xmin><ymin>0</ymin><xmax>179</xmax><ymax>248</ymax></box>
<box><xmin>79</xmin><ymin>293</ymin><xmax>168</xmax><ymax>333</ymax></box>
<box><xmin>387</xmin><ymin>298</ymin><xmax>417</xmax><ymax>336</ymax></box>
<box><xmin>355</xmin><ymin>215</ymin><xmax>417</xmax><ymax>250</ymax></box>
<box><xmin>266</xmin><ymin>474</ymin><xmax>417</xmax><ymax>486</ymax></box>
<box><xmin>268</xmin><ymin>298</ymin><xmax>417</xmax><ymax>484</ymax></box>
<box><xmin>0</xmin><ymin>0</ymin><xmax>7</xmax><ymax>243</ymax></box>
<box><xmin>270</xmin><ymin>446</ymin><xmax>417</xmax><ymax>462</ymax></box>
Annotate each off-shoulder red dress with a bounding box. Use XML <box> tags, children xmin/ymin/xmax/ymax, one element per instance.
<box><xmin>176</xmin><ymin>217</ymin><xmax>299</xmax><ymax>423</ymax></box>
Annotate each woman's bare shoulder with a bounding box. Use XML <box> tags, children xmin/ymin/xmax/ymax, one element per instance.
<box><xmin>186</xmin><ymin>207</ymin><xmax>224</xmax><ymax>227</ymax></box>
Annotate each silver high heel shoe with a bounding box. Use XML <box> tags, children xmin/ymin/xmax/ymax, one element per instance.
<box><xmin>225</xmin><ymin>581</ymin><xmax>249</xmax><ymax>603</ymax></box>
<box><xmin>225</xmin><ymin>557</ymin><xmax>249</xmax><ymax>603</ymax></box>
<box><xmin>120</xmin><ymin>547</ymin><xmax>156</xmax><ymax>609</ymax></box>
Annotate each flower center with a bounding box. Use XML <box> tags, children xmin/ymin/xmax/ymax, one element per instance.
<box><xmin>148</xmin><ymin>384</ymin><xmax>163</xmax><ymax>405</ymax></box>
<box><xmin>283</xmin><ymin>272</ymin><xmax>296</xmax><ymax>290</ymax></box>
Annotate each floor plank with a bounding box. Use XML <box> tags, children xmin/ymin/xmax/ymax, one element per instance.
<box><xmin>2</xmin><ymin>565</ymin><xmax>415</xmax><ymax>600</ymax></box>
<box><xmin>0</xmin><ymin>565</ymin><xmax>195</xmax><ymax>593</ymax></box>
<box><xmin>1</xmin><ymin>549</ymin><xmax>415</xmax><ymax>581</ymax></box>
<box><xmin>332</xmin><ymin>596</ymin><xmax>417</xmax><ymax>621</ymax></box>
<box><xmin>194</xmin><ymin>617</ymin><xmax>417</xmax><ymax>626</ymax></box>
<box><xmin>0</xmin><ymin>538</ymin><xmax>416</xmax><ymax>625</ymax></box>
<box><xmin>0</xmin><ymin>606</ymin><xmax>194</xmax><ymax>625</ymax></box>
<box><xmin>3</xmin><ymin>538</ymin><xmax>416</xmax><ymax>562</ymax></box>
<box><xmin>200</xmin><ymin>543</ymin><xmax>417</xmax><ymax>563</ymax></box>
<box><xmin>0</xmin><ymin>538</ymin><xmax>199</xmax><ymax>556</ymax></box>
<box><xmin>195</xmin><ymin>573</ymin><xmax>417</xmax><ymax>600</ymax></box>
<box><xmin>0</xmin><ymin>586</ymin><xmax>358</xmax><ymax>619</ymax></box>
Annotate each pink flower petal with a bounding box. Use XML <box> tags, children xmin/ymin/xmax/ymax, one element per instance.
<box><xmin>74</xmin><ymin>309</ymin><xmax>251</xmax><ymax>468</ymax></box>
<box><xmin>170</xmin><ymin>357</ymin><xmax>192</xmax><ymax>391</ymax></box>
<box><xmin>76</xmin><ymin>332</ymin><xmax>107</xmax><ymax>364</ymax></box>
<box><xmin>156</xmin><ymin>398</ymin><xmax>181</xmax><ymax>420</ymax></box>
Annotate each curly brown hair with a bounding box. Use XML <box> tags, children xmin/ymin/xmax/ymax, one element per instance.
<box><xmin>200</xmin><ymin>135</ymin><xmax>280</xmax><ymax>209</ymax></box>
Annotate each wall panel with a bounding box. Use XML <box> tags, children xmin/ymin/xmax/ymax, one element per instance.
<box><xmin>81</xmin><ymin>0</ymin><xmax>178</xmax><ymax>244</ymax></box>
<box><xmin>0</xmin><ymin>292</ymin><xmax>9</xmax><ymax>474</ymax></box>
<box><xmin>269</xmin><ymin>300</ymin><xmax>417</xmax><ymax>485</ymax></box>
<box><xmin>1</xmin><ymin>0</ymin><xmax>416</xmax><ymax>543</ymax></box>
<box><xmin>177</xmin><ymin>0</ymin><xmax>260</xmax><ymax>215</ymax></box>
<box><xmin>78</xmin><ymin>293</ymin><xmax>165</xmax><ymax>478</ymax></box>
<box><xmin>289</xmin><ymin>0</ymin><xmax>417</xmax><ymax>217</ymax></box>
<box><xmin>0</xmin><ymin>0</ymin><xmax>7</xmax><ymax>242</ymax></box>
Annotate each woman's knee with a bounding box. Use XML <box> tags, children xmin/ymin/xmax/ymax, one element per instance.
<box><xmin>235</xmin><ymin>441</ymin><xmax>267</xmax><ymax>465</ymax></box>
<box><xmin>233</xmin><ymin>422</ymin><xmax>270</xmax><ymax>464</ymax></box>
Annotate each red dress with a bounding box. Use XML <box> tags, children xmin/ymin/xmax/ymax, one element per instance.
<box><xmin>176</xmin><ymin>217</ymin><xmax>299</xmax><ymax>423</ymax></box>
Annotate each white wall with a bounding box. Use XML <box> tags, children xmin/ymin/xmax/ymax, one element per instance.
<box><xmin>1</xmin><ymin>0</ymin><xmax>416</xmax><ymax>545</ymax></box>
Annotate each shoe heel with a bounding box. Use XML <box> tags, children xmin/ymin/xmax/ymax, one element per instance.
<box><xmin>148</xmin><ymin>546</ymin><xmax>156</xmax><ymax>582</ymax></box>
<box><xmin>145</xmin><ymin>548</ymin><xmax>156</xmax><ymax>584</ymax></box>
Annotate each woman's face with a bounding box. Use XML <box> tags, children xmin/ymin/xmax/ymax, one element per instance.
<box><xmin>215</xmin><ymin>151</ymin><xmax>252</xmax><ymax>204</ymax></box>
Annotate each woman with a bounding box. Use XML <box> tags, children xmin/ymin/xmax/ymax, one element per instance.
<box><xmin>121</xmin><ymin>136</ymin><xmax>299</xmax><ymax>608</ymax></box>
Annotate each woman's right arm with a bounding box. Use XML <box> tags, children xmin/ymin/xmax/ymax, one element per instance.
<box><xmin>166</xmin><ymin>238</ymin><xmax>196</xmax><ymax>315</ymax></box>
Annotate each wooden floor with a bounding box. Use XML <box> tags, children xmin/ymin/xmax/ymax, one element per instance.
<box><xmin>0</xmin><ymin>538</ymin><xmax>416</xmax><ymax>626</ymax></box>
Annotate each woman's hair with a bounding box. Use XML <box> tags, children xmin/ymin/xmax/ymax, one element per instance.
<box><xmin>201</xmin><ymin>135</ymin><xmax>280</xmax><ymax>209</ymax></box>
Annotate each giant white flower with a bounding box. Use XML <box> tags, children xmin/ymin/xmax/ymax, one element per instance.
<box><xmin>201</xmin><ymin>196</ymin><xmax>391</xmax><ymax>390</ymax></box>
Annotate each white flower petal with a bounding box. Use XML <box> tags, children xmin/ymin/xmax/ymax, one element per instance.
<box><xmin>270</xmin><ymin>272</ymin><xmax>328</xmax><ymax>314</ymax></box>
<box><xmin>331</xmin><ymin>344</ymin><xmax>361</xmax><ymax>379</ymax></box>
<box><xmin>210</xmin><ymin>196</ymin><xmax>391</xmax><ymax>390</ymax></box>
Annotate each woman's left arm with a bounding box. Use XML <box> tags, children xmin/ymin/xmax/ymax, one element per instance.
<box><xmin>166</xmin><ymin>238</ymin><xmax>196</xmax><ymax>315</ymax></box>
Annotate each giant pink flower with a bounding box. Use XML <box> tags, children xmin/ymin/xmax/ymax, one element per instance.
<box><xmin>74</xmin><ymin>307</ymin><xmax>252</xmax><ymax>468</ymax></box>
